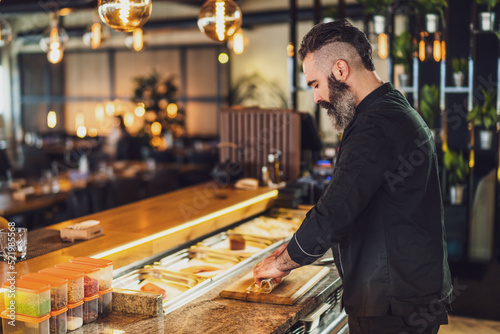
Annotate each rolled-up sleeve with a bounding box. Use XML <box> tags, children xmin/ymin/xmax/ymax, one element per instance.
<box><xmin>287</xmin><ymin>120</ymin><xmax>396</xmax><ymax>265</ymax></box>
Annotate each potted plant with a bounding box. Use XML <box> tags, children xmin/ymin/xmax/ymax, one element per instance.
<box><xmin>419</xmin><ymin>84</ymin><xmax>441</xmax><ymax>136</ymax></box>
<box><xmin>392</xmin><ymin>31</ymin><xmax>415</xmax><ymax>87</ymax></box>
<box><xmin>417</xmin><ymin>0</ymin><xmax>448</xmax><ymax>33</ymax></box>
<box><xmin>476</xmin><ymin>0</ymin><xmax>500</xmax><ymax>31</ymax></box>
<box><xmin>357</xmin><ymin>0</ymin><xmax>393</xmax><ymax>34</ymax></box>
<box><xmin>451</xmin><ymin>57</ymin><xmax>467</xmax><ymax>88</ymax></box>
<box><xmin>444</xmin><ymin>149</ymin><xmax>469</xmax><ymax>205</ymax></box>
<box><xmin>467</xmin><ymin>88</ymin><xmax>497</xmax><ymax>150</ymax></box>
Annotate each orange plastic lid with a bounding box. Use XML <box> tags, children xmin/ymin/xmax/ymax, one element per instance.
<box><xmin>71</xmin><ymin>257</ymin><xmax>113</xmax><ymax>268</ymax></box>
<box><xmin>0</xmin><ymin>310</ymin><xmax>50</xmax><ymax>323</ymax></box>
<box><xmin>2</xmin><ymin>278</ymin><xmax>50</xmax><ymax>294</ymax></box>
<box><xmin>83</xmin><ymin>294</ymin><xmax>99</xmax><ymax>302</ymax></box>
<box><xmin>50</xmin><ymin>307</ymin><xmax>68</xmax><ymax>317</ymax></box>
<box><xmin>67</xmin><ymin>300</ymin><xmax>84</xmax><ymax>309</ymax></box>
<box><xmin>98</xmin><ymin>287</ymin><xmax>113</xmax><ymax>295</ymax></box>
<box><xmin>21</xmin><ymin>273</ymin><xmax>67</xmax><ymax>288</ymax></box>
<box><xmin>55</xmin><ymin>262</ymin><xmax>99</xmax><ymax>275</ymax></box>
<box><xmin>39</xmin><ymin>268</ymin><xmax>84</xmax><ymax>281</ymax></box>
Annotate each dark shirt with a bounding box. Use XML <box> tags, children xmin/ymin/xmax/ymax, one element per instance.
<box><xmin>287</xmin><ymin>83</ymin><xmax>452</xmax><ymax>317</ymax></box>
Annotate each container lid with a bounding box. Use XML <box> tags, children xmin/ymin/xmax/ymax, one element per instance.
<box><xmin>83</xmin><ymin>294</ymin><xmax>99</xmax><ymax>302</ymax></box>
<box><xmin>98</xmin><ymin>287</ymin><xmax>113</xmax><ymax>295</ymax></box>
<box><xmin>39</xmin><ymin>267</ymin><xmax>84</xmax><ymax>280</ymax></box>
<box><xmin>50</xmin><ymin>307</ymin><xmax>68</xmax><ymax>317</ymax></box>
<box><xmin>71</xmin><ymin>257</ymin><xmax>113</xmax><ymax>268</ymax></box>
<box><xmin>67</xmin><ymin>300</ymin><xmax>84</xmax><ymax>309</ymax></box>
<box><xmin>2</xmin><ymin>278</ymin><xmax>50</xmax><ymax>294</ymax></box>
<box><xmin>21</xmin><ymin>273</ymin><xmax>67</xmax><ymax>287</ymax></box>
<box><xmin>0</xmin><ymin>310</ymin><xmax>50</xmax><ymax>323</ymax></box>
<box><xmin>55</xmin><ymin>262</ymin><xmax>100</xmax><ymax>274</ymax></box>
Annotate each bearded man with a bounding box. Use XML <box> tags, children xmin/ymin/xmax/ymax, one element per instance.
<box><xmin>254</xmin><ymin>19</ymin><xmax>452</xmax><ymax>334</ymax></box>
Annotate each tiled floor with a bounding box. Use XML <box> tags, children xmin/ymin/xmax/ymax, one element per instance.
<box><xmin>440</xmin><ymin>315</ymin><xmax>500</xmax><ymax>333</ymax></box>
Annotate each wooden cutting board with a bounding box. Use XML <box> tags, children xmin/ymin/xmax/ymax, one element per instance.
<box><xmin>219</xmin><ymin>266</ymin><xmax>329</xmax><ymax>305</ymax></box>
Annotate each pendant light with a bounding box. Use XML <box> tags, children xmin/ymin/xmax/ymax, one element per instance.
<box><xmin>98</xmin><ymin>0</ymin><xmax>152</xmax><ymax>32</ymax></box>
<box><xmin>39</xmin><ymin>13</ymin><xmax>68</xmax><ymax>64</ymax></box>
<box><xmin>83</xmin><ymin>14</ymin><xmax>110</xmax><ymax>49</ymax></box>
<box><xmin>125</xmin><ymin>28</ymin><xmax>144</xmax><ymax>51</ymax></box>
<box><xmin>198</xmin><ymin>0</ymin><xmax>242</xmax><ymax>42</ymax></box>
<box><xmin>0</xmin><ymin>17</ymin><xmax>12</xmax><ymax>47</ymax></box>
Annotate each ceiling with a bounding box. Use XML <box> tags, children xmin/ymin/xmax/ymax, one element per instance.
<box><xmin>0</xmin><ymin>0</ymin><xmax>208</xmax><ymax>14</ymax></box>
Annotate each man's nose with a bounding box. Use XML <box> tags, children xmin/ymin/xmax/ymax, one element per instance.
<box><xmin>313</xmin><ymin>92</ymin><xmax>322</xmax><ymax>104</ymax></box>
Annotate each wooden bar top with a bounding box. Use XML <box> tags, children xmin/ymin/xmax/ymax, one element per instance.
<box><xmin>0</xmin><ymin>183</ymin><xmax>277</xmax><ymax>282</ymax></box>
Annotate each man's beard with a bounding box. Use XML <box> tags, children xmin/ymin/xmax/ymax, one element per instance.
<box><xmin>318</xmin><ymin>74</ymin><xmax>356</xmax><ymax>133</ymax></box>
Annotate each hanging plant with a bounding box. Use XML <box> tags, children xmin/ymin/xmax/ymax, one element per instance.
<box><xmin>444</xmin><ymin>149</ymin><xmax>469</xmax><ymax>185</ymax></box>
<box><xmin>419</xmin><ymin>84</ymin><xmax>441</xmax><ymax>128</ymax></box>
<box><xmin>131</xmin><ymin>70</ymin><xmax>186</xmax><ymax>147</ymax></box>
<box><xmin>357</xmin><ymin>0</ymin><xmax>393</xmax><ymax>15</ymax></box>
<box><xmin>392</xmin><ymin>31</ymin><xmax>416</xmax><ymax>74</ymax></box>
<box><xmin>467</xmin><ymin>88</ymin><xmax>497</xmax><ymax>129</ymax></box>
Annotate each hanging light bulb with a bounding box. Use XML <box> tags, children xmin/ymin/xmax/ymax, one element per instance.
<box><xmin>47</xmin><ymin>111</ymin><xmax>57</xmax><ymax>128</ymax></box>
<box><xmin>0</xmin><ymin>17</ymin><xmax>13</xmax><ymax>47</ymax></box>
<box><xmin>135</xmin><ymin>103</ymin><xmax>145</xmax><ymax>117</ymax></box>
<box><xmin>198</xmin><ymin>0</ymin><xmax>242</xmax><ymax>42</ymax></box>
<box><xmin>441</xmin><ymin>40</ymin><xmax>446</xmax><ymax>61</ymax></box>
<box><xmin>40</xmin><ymin>13</ymin><xmax>68</xmax><ymax>64</ymax></box>
<box><xmin>95</xmin><ymin>103</ymin><xmax>105</xmax><ymax>122</ymax></box>
<box><xmin>378</xmin><ymin>33</ymin><xmax>388</xmax><ymax>59</ymax></box>
<box><xmin>151</xmin><ymin>121</ymin><xmax>162</xmax><ymax>136</ymax></box>
<box><xmin>228</xmin><ymin>28</ymin><xmax>246</xmax><ymax>55</ymax></box>
<box><xmin>98</xmin><ymin>0</ymin><xmax>152</xmax><ymax>32</ymax></box>
<box><xmin>83</xmin><ymin>15</ymin><xmax>110</xmax><ymax>49</ymax></box>
<box><xmin>419</xmin><ymin>39</ymin><xmax>426</xmax><ymax>62</ymax></box>
<box><xmin>124</xmin><ymin>28</ymin><xmax>145</xmax><ymax>51</ymax></box>
<box><xmin>433</xmin><ymin>39</ymin><xmax>441</xmax><ymax>62</ymax></box>
<box><xmin>124</xmin><ymin>112</ymin><xmax>135</xmax><ymax>127</ymax></box>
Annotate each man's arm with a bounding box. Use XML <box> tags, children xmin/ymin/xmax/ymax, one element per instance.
<box><xmin>253</xmin><ymin>242</ymin><xmax>301</xmax><ymax>284</ymax></box>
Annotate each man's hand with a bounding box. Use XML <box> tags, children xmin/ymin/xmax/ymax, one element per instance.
<box><xmin>253</xmin><ymin>242</ymin><xmax>300</xmax><ymax>285</ymax></box>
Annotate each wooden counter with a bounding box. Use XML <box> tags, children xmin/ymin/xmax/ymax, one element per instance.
<box><xmin>0</xmin><ymin>183</ymin><xmax>277</xmax><ymax>281</ymax></box>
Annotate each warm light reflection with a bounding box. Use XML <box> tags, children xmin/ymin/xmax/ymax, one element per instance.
<box><xmin>469</xmin><ymin>149</ymin><xmax>475</xmax><ymax>168</ymax></box>
<box><xmin>88</xmin><ymin>128</ymin><xmax>98</xmax><ymax>137</ymax></box>
<box><xmin>75</xmin><ymin>113</ymin><xmax>85</xmax><ymax>128</ymax></box>
<box><xmin>95</xmin><ymin>103</ymin><xmax>105</xmax><ymax>122</ymax></box>
<box><xmin>218</xmin><ymin>52</ymin><xmax>229</xmax><ymax>64</ymax></box>
<box><xmin>77</xmin><ymin>126</ymin><xmax>87</xmax><ymax>138</ymax></box>
<box><xmin>91</xmin><ymin>22</ymin><xmax>102</xmax><ymax>49</ymax></box>
<box><xmin>135</xmin><ymin>103</ymin><xmax>145</xmax><ymax>117</ymax></box>
<box><xmin>167</xmin><ymin>103</ymin><xmax>178</xmax><ymax>119</ymax></box>
<box><xmin>433</xmin><ymin>39</ymin><xmax>441</xmax><ymax>62</ymax></box>
<box><xmin>287</xmin><ymin>43</ymin><xmax>294</xmax><ymax>57</ymax></box>
<box><xmin>151</xmin><ymin>121</ymin><xmax>162</xmax><ymax>136</ymax></box>
<box><xmin>47</xmin><ymin>111</ymin><xmax>57</xmax><ymax>128</ymax></box>
<box><xmin>105</xmin><ymin>101</ymin><xmax>115</xmax><ymax>116</ymax></box>
<box><xmin>132</xmin><ymin>28</ymin><xmax>143</xmax><ymax>51</ymax></box>
<box><xmin>124</xmin><ymin>112</ymin><xmax>134</xmax><ymax>127</ymax></box>
<box><xmin>441</xmin><ymin>40</ymin><xmax>446</xmax><ymax>61</ymax></box>
<box><xmin>151</xmin><ymin>136</ymin><xmax>162</xmax><ymax>147</ymax></box>
<box><xmin>48</xmin><ymin>48</ymin><xmax>63</xmax><ymax>64</ymax></box>
<box><xmin>91</xmin><ymin>190</ymin><xmax>279</xmax><ymax>259</ymax></box>
<box><xmin>232</xmin><ymin>29</ymin><xmax>244</xmax><ymax>55</ymax></box>
<box><xmin>378</xmin><ymin>33</ymin><xmax>388</xmax><ymax>59</ymax></box>
<box><xmin>419</xmin><ymin>39</ymin><xmax>426</xmax><ymax>62</ymax></box>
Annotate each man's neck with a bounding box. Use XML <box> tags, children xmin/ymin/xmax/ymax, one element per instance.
<box><xmin>350</xmin><ymin>71</ymin><xmax>384</xmax><ymax>107</ymax></box>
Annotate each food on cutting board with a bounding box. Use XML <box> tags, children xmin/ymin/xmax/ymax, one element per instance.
<box><xmin>229</xmin><ymin>235</ymin><xmax>246</xmax><ymax>250</ymax></box>
<box><xmin>179</xmin><ymin>265</ymin><xmax>221</xmax><ymax>275</ymax></box>
<box><xmin>140</xmin><ymin>282</ymin><xmax>166</xmax><ymax>299</ymax></box>
<box><xmin>233</xmin><ymin>216</ymin><xmax>299</xmax><ymax>239</ymax></box>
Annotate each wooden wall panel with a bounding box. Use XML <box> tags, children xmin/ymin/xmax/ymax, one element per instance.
<box><xmin>114</xmin><ymin>49</ymin><xmax>181</xmax><ymax>98</ymax></box>
<box><xmin>186</xmin><ymin>48</ymin><xmax>218</xmax><ymax>97</ymax></box>
<box><xmin>65</xmin><ymin>53</ymin><xmax>110</xmax><ymax>97</ymax></box>
<box><xmin>220</xmin><ymin>108</ymin><xmax>301</xmax><ymax>182</ymax></box>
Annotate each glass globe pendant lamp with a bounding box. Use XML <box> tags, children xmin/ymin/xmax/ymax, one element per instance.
<box><xmin>98</xmin><ymin>0</ymin><xmax>152</xmax><ymax>32</ymax></box>
<box><xmin>0</xmin><ymin>17</ymin><xmax>13</xmax><ymax>47</ymax></box>
<box><xmin>39</xmin><ymin>13</ymin><xmax>69</xmax><ymax>64</ymax></box>
<box><xmin>198</xmin><ymin>0</ymin><xmax>242</xmax><ymax>42</ymax></box>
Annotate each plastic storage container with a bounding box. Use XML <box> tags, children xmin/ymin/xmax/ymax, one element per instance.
<box><xmin>39</xmin><ymin>267</ymin><xmax>84</xmax><ymax>304</ymax></box>
<box><xmin>50</xmin><ymin>307</ymin><xmax>67</xmax><ymax>334</ymax></box>
<box><xmin>98</xmin><ymin>288</ymin><xmax>112</xmax><ymax>315</ymax></box>
<box><xmin>70</xmin><ymin>257</ymin><xmax>113</xmax><ymax>290</ymax></box>
<box><xmin>82</xmin><ymin>294</ymin><xmax>98</xmax><ymax>324</ymax></box>
<box><xmin>21</xmin><ymin>272</ymin><xmax>68</xmax><ymax>311</ymax></box>
<box><xmin>2</xmin><ymin>279</ymin><xmax>50</xmax><ymax>317</ymax></box>
<box><xmin>55</xmin><ymin>262</ymin><xmax>100</xmax><ymax>297</ymax></box>
<box><xmin>0</xmin><ymin>310</ymin><xmax>50</xmax><ymax>334</ymax></box>
<box><xmin>67</xmin><ymin>300</ymin><xmax>84</xmax><ymax>331</ymax></box>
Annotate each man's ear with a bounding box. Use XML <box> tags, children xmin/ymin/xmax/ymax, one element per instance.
<box><xmin>332</xmin><ymin>59</ymin><xmax>349</xmax><ymax>82</ymax></box>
